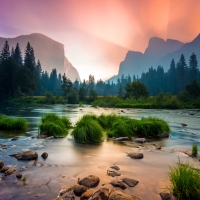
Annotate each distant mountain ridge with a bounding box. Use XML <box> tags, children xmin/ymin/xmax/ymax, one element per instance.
<box><xmin>0</xmin><ymin>33</ymin><xmax>80</xmax><ymax>82</ymax></box>
<box><xmin>108</xmin><ymin>34</ymin><xmax>200</xmax><ymax>83</ymax></box>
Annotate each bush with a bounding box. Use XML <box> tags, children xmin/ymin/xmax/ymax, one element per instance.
<box><xmin>71</xmin><ymin>115</ymin><xmax>104</xmax><ymax>143</ymax></box>
<box><xmin>0</xmin><ymin>115</ymin><xmax>28</xmax><ymax>131</ymax></box>
<box><xmin>168</xmin><ymin>161</ymin><xmax>200</xmax><ymax>200</ymax></box>
<box><xmin>192</xmin><ymin>144</ymin><xmax>198</xmax><ymax>157</ymax></box>
<box><xmin>38</xmin><ymin>113</ymin><xmax>71</xmax><ymax>138</ymax></box>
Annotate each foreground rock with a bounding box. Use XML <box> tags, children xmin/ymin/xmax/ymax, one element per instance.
<box><xmin>79</xmin><ymin>175</ymin><xmax>100</xmax><ymax>187</ymax></box>
<box><xmin>12</xmin><ymin>150</ymin><xmax>38</xmax><ymax>160</ymax></box>
<box><xmin>109</xmin><ymin>189</ymin><xmax>141</xmax><ymax>200</ymax></box>
<box><xmin>0</xmin><ymin>166</ymin><xmax>9</xmax><ymax>173</ymax></box>
<box><xmin>122</xmin><ymin>178</ymin><xmax>139</xmax><ymax>187</ymax></box>
<box><xmin>5</xmin><ymin>168</ymin><xmax>16</xmax><ymax>176</ymax></box>
<box><xmin>110</xmin><ymin>180</ymin><xmax>127</xmax><ymax>189</ymax></box>
<box><xmin>73</xmin><ymin>185</ymin><xmax>87</xmax><ymax>196</ymax></box>
<box><xmin>160</xmin><ymin>192</ymin><xmax>176</xmax><ymax>200</ymax></box>
<box><xmin>0</xmin><ymin>160</ymin><xmax>4</xmax><ymax>169</ymax></box>
<box><xmin>80</xmin><ymin>189</ymin><xmax>93</xmax><ymax>200</ymax></box>
<box><xmin>107</xmin><ymin>169</ymin><xmax>121</xmax><ymax>177</ymax></box>
<box><xmin>41</xmin><ymin>152</ymin><xmax>48</xmax><ymax>159</ymax></box>
<box><xmin>91</xmin><ymin>187</ymin><xmax>109</xmax><ymax>200</ymax></box>
<box><xmin>16</xmin><ymin>174</ymin><xmax>22</xmax><ymax>179</ymax></box>
<box><xmin>133</xmin><ymin>138</ymin><xmax>146</xmax><ymax>143</ymax></box>
<box><xmin>127</xmin><ymin>153</ymin><xmax>143</xmax><ymax>159</ymax></box>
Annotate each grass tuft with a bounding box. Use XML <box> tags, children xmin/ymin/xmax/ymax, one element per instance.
<box><xmin>192</xmin><ymin>144</ymin><xmax>198</xmax><ymax>157</ymax></box>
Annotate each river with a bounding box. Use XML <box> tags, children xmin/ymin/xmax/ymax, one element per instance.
<box><xmin>0</xmin><ymin>105</ymin><xmax>200</xmax><ymax>200</ymax></box>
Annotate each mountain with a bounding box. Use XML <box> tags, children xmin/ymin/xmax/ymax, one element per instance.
<box><xmin>108</xmin><ymin>36</ymin><xmax>185</xmax><ymax>82</ymax></box>
<box><xmin>0</xmin><ymin>33</ymin><xmax>80</xmax><ymax>82</ymax></box>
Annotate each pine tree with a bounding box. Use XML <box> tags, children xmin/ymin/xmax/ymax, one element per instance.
<box><xmin>0</xmin><ymin>40</ymin><xmax>10</xmax><ymax>63</ymax></box>
<box><xmin>13</xmin><ymin>43</ymin><xmax>23</xmax><ymax>66</ymax></box>
<box><xmin>168</xmin><ymin>59</ymin><xmax>177</xmax><ymax>94</ymax></box>
<box><xmin>189</xmin><ymin>52</ymin><xmax>198</xmax><ymax>82</ymax></box>
<box><xmin>24</xmin><ymin>42</ymin><xmax>35</xmax><ymax>71</ymax></box>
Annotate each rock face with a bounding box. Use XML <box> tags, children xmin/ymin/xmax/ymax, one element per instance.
<box><xmin>73</xmin><ymin>185</ymin><xmax>87</xmax><ymax>196</ymax></box>
<box><xmin>109</xmin><ymin>189</ymin><xmax>141</xmax><ymax>200</ymax></box>
<box><xmin>0</xmin><ymin>160</ymin><xmax>4</xmax><ymax>169</ymax></box>
<box><xmin>127</xmin><ymin>153</ymin><xmax>144</xmax><ymax>159</ymax></box>
<box><xmin>13</xmin><ymin>150</ymin><xmax>38</xmax><ymax>160</ymax></box>
<box><xmin>79</xmin><ymin>175</ymin><xmax>100</xmax><ymax>188</ymax></box>
<box><xmin>122</xmin><ymin>178</ymin><xmax>139</xmax><ymax>187</ymax></box>
<box><xmin>0</xmin><ymin>33</ymin><xmax>81</xmax><ymax>82</ymax></box>
<box><xmin>160</xmin><ymin>192</ymin><xmax>176</xmax><ymax>200</ymax></box>
<box><xmin>91</xmin><ymin>187</ymin><xmax>109</xmax><ymax>200</ymax></box>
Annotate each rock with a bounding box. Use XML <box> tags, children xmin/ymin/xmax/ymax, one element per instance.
<box><xmin>179</xmin><ymin>150</ymin><xmax>192</xmax><ymax>157</ymax></box>
<box><xmin>45</xmin><ymin>136</ymin><xmax>54</xmax><ymax>139</ymax></box>
<box><xmin>133</xmin><ymin>138</ymin><xmax>146</xmax><ymax>143</ymax></box>
<box><xmin>1</xmin><ymin>144</ymin><xmax>7</xmax><ymax>147</ymax></box>
<box><xmin>114</xmin><ymin>137</ymin><xmax>129</xmax><ymax>141</ymax></box>
<box><xmin>5</xmin><ymin>168</ymin><xmax>16</xmax><ymax>176</ymax></box>
<box><xmin>11</xmin><ymin>136</ymin><xmax>20</xmax><ymax>141</ymax></box>
<box><xmin>13</xmin><ymin>150</ymin><xmax>38</xmax><ymax>160</ymax></box>
<box><xmin>110</xmin><ymin>180</ymin><xmax>127</xmax><ymax>189</ymax></box>
<box><xmin>109</xmin><ymin>189</ymin><xmax>141</xmax><ymax>200</ymax></box>
<box><xmin>80</xmin><ymin>189</ymin><xmax>93</xmax><ymax>200</ymax></box>
<box><xmin>121</xmin><ymin>178</ymin><xmax>139</xmax><ymax>187</ymax></box>
<box><xmin>107</xmin><ymin>170</ymin><xmax>121</xmax><ymax>177</ymax></box>
<box><xmin>16</xmin><ymin>174</ymin><xmax>22</xmax><ymax>179</ymax></box>
<box><xmin>91</xmin><ymin>187</ymin><xmax>109</xmax><ymax>200</ymax></box>
<box><xmin>127</xmin><ymin>153</ymin><xmax>143</xmax><ymax>159</ymax></box>
<box><xmin>0</xmin><ymin>160</ymin><xmax>4</xmax><ymax>169</ymax></box>
<box><xmin>41</xmin><ymin>152</ymin><xmax>48</xmax><ymax>159</ymax></box>
<box><xmin>180</xmin><ymin>123</ymin><xmax>187</xmax><ymax>127</ymax></box>
<box><xmin>110</xmin><ymin>165</ymin><xmax>120</xmax><ymax>171</ymax></box>
<box><xmin>37</xmin><ymin>135</ymin><xmax>48</xmax><ymax>139</ymax></box>
<box><xmin>73</xmin><ymin>185</ymin><xmax>87</xmax><ymax>196</ymax></box>
<box><xmin>79</xmin><ymin>175</ymin><xmax>100</xmax><ymax>188</ymax></box>
<box><xmin>0</xmin><ymin>166</ymin><xmax>9</xmax><ymax>173</ymax></box>
<box><xmin>160</xmin><ymin>192</ymin><xmax>176</xmax><ymax>200</ymax></box>
<box><xmin>159</xmin><ymin>132</ymin><xmax>169</xmax><ymax>138</ymax></box>
<box><xmin>155</xmin><ymin>144</ymin><xmax>161</xmax><ymax>150</ymax></box>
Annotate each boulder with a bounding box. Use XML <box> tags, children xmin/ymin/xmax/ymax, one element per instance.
<box><xmin>5</xmin><ymin>168</ymin><xmax>16</xmax><ymax>176</ymax></box>
<box><xmin>80</xmin><ymin>189</ymin><xmax>93</xmax><ymax>200</ymax></box>
<box><xmin>122</xmin><ymin>178</ymin><xmax>139</xmax><ymax>187</ymax></box>
<box><xmin>110</xmin><ymin>180</ymin><xmax>127</xmax><ymax>189</ymax></box>
<box><xmin>79</xmin><ymin>175</ymin><xmax>100</xmax><ymax>188</ymax></box>
<box><xmin>0</xmin><ymin>160</ymin><xmax>4</xmax><ymax>169</ymax></box>
<box><xmin>13</xmin><ymin>150</ymin><xmax>38</xmax><ymax>160</ymax></box>
<box><xmin>41</xmin><ymin>152</ymin><xmax>48</xmax><ymax>159</ymax></box>
<box><xmin>16</xmin><ymin>174</ymin><xmax>22</xmax><ymax>179</ymax></box>
<box><xmin>160</xmin><ymin>192</ymin><xmax>176</xmax><ymax>200</ymax></box>
<box><xmin>110</xmin><ymin>165</ymin><xmax>120</xmax><ymax>171</ymax></box>
<box><xmin>127</xmin><ymin>153</ymin><xmax>143</xmax><ymax>159</ymax></box>
<box><xmin>0</xmin><ymin>166</ymin><xmax>9</xmax><ymax>173</ymax></box>
<box><xmin>109</xmin><ymin>189</ymin><xmax>141</xmax><ymax>200</ymax></box>
<box><xmin>133</xmin><ymin>138</ymin><xmax>146</xmax><ymax>143</ymax></box>
<box><xmin>11</xmin><ymin>136</ymin><xmax>20</xmax><ymax>141</ymax></box>
<box><xmin>91</xmin><ymin>187</ymin><xmax>109</xmax><ymax>200</ymax></box>
<box><xmin>73</xmin><ymin>185</ymin><xmax>87</xmax><ymax>196</ymax></box>
<box><xmin>107</xmin><ymin>170</ymin><xmax>121</xmax><ymax>177</ymax></box>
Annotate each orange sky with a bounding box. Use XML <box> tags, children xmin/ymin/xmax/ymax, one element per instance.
<box><xmin>1</xmin><ymin>0</ymin><xmax>200</xmax><ymax>80</ymax></box>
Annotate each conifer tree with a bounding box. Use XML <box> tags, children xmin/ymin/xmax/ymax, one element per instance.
<box><xmin>13</xmin><ymin>43</ymin><xmax>23</xmax><ymax>66</ymax></box>
<box><xmin>189</xmin><ymin>52</ymin><xmax>198</xmax><ymax>82</ymax></box>
<box><xmin>0</xmin><ymin>40</ymin><xmax>10</xmax><ymax>63</ymax></box>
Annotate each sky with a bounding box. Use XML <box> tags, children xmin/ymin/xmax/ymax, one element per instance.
<box><xmin>1</xmin><ymin>0</ymin><xmax>200</xmax><ymax>81</ymax></box>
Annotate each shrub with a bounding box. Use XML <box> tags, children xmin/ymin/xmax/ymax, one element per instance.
<box><xmin>192</xmin><ymin>144</ymin><xmax>198</xmax><ymax>157</ymax></box>
<box><xmin>38</xmin><ymin>113</ymin><xmax>71</xmax><ymax>138</ymax></box>
<box><xmin>168</xmin><ymin>161</ymin><xmax>200</xmax><ymax>200</ymax></box>
<box><xmin>71</xmin><ymin>115</ymin><xmax>103</xmax><ymax>143</ymax></box>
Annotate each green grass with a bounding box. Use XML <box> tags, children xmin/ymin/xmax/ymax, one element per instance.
<box><xmin>38</xmin><ymin>113</ymin><xmax>71</xmax><ymax>138</ymax></box>
<box><xmin>71</xmin><ymin>114</ymin><xmax>104</xmax><ymax>143</ymax></box>
<box><xmin>192</xmin><ymin>144</ymin><xmax>198</xmax><ymax>157</ymax></box>
<box><xmin>168</xmin><ymin>161</ymin><xmax>200</xmax><ymax>200</ymax></box>
<box><xmin>0</xmin><ymin>115</ymin><xmax>28</xmax><ymax>131</ymax></box>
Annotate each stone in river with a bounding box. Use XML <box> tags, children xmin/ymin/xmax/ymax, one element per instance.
<box><xmin>134</xmin><ymin>138</ymin><xmax>146</xmax><ymax>143</ymax></box>
<box><xmin>127</xmin><ymin>153</ymin><xmax>143</xmax><ymax>159</ymax></box>
<box><xmin>16</xmin><ymin>174</ymin><xmax>22</xmax><ymax>179</ymax></box>
<box><xmin>109</xmin><ymin>188</ymin><xmax>141</xmax><ymax>200</ymax></box>
<box><xmin>11</xmin><ymin>136</ymin><xmax>20</xmax><ymax>141</ymax></box>
<box><xmin>12</xmin><ymin>150</ymin><xmax>38</xmax><ymax>160</ymax></box>
<box><xmin>79</xmin><ymin>175</ymin><xmax>100</xmax><ymax>187</ymax></box>
<box><xmin>160</xmin><ymin>192</ymin><xmax>176</xmax><ymax>200</ymax></box>
<box><xmin>110</xmin><ymin>180</ymin><xmax>127</xmax><ymax>189</ymax></box>
<box><xmin>110</xmin><ymin>165</ymin><xmax>120</xmax><ymax>170</ymax></box>
<box><xmin>73</xmin><ymin>185</ymin><xmax>87</xmax><ymax>196</ymax></box>
<box><xmin>121</xmin><ymin>178</ymin><xmax>139</xmax><ymax>187</ymax></box>
<box><xmin>91</xmin><ymin>187</ymin><xmax>109</xmax><ymax>200</ymax></box>
<box><xmin>107</xmin><ymin>169</ymin><xmax>121</xmax><ymax>177</ymax></box>
<box><xmin>0</xmin><ymin>166</ymin><xmax>9</xmax><ymax>173</ymax></box>
<box><xmin>0</xmin><ymin>160</ymin><xmax>4</xmax><ymax>169</ymax></box>
<box><xmin>41</xmin><ymin>152</ymin><xmax>48</xmax><ymax>159</ymax></box>
<box><xmin>5</xmin><ymin>168</ymin><xmax>16</xmax><ymax>176</ymax></box>
<box><xmin>80</xmin><ymin>189</ymin><xmax>93</xmax><ymax>200</ymax></box>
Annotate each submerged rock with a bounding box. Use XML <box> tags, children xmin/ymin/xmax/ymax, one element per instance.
<box><xmin>79</xmin><ymin>175</ymin><xmax>100</xmax><ymax>187</ymax></box>
<box><xmin>91</xmin><ymin>187</ymin><xmax>109</xmax><ymax>200</ymax></box>
<box><xmin>110</xmin><ymin>180</ymin><xmax>127</xmax><ymax>189</ymax></box>
<box><xmin>0</xmin><ymin>160</ymin><xmax>4</xmax><ymax>169</ymax></box>
<box><xmin>5</xmin><ymin>168</ymin><xmax>16</xmax><ymax>176</ymax></box>
<box><xmin>12</xmin><ymin>150</ymin><xmax>38</xmax><ymax>160</ymax></box>
<box><xmin>80</xmin><ymin>189</ymin><xmax>93</xmax><ymax>200</ymax></box>
<box><xmin>160</xmin><ymin>192</ymin><xmax>176</xmax><ymax>200</ymax></box>
<box><xmin>73</xmin><ymin>185</ymin><xmax>87</xmax><ymax>196</ymax></box>
<box><xmin>122</xmin><ymin>178</ymin><xmax>139</xmax><ymax>187</ymax></box>
<box><xmin>127</xmin><ymin>153</ymin><xmax>144</xmax><ymax>159</ymax></box>
<box><xmin>109</xmin><ymin>188</ymin><xmax>141</xmax><ymax>200</ymax></box>
<box><xmin>41</xmin><ymin>152</ymin><xmax>48</xmax><ymax>159</ymax></box>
